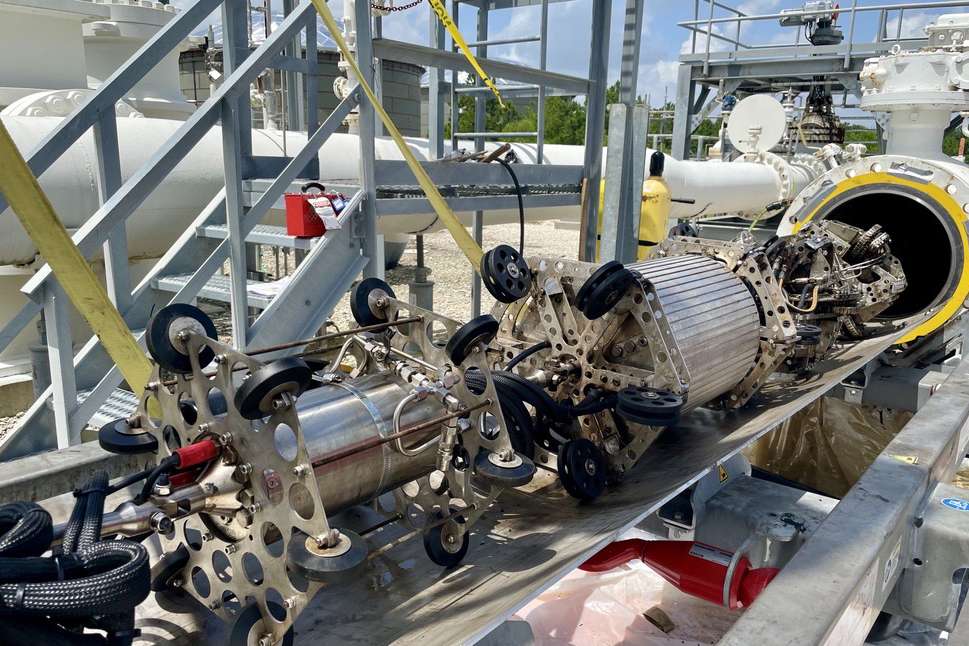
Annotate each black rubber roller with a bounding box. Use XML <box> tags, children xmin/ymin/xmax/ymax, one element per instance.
<box><xmin>350</xmin><ymin>277</ymin><xmax>396</xmax><ymax>327</ymax></box>
<box><xmin>422</xmin><ymin>510</ymin><xmax>470</xmax><ymax>568</ymax></box>
<box><xmin>480</xmin><ymin>244</ymin><xmax>531</xmax><ymax>303</ymax></box>
<box><xmin>234</xmin><ymin>358</ymin><xmax>312</xmax><ymax>420</ymax></box>
<box><xmin>98</xmin><ymin>418</ymin><xmax>158</xmax><ymax>455</ymax></box>
<box><xmin>615</xmin><ymin>386</ymin><xmax>684</xmax><ymax>426</ymax></box>
<box><xmin>575</xmin><ymin>261</ymin><xmax>636</xmax><ymax>320</ymax></box>
<box><xmin>445</xmin><ymin>315</ymin><xmax>499</xmax><ymax>365</ymax></box>
<box><xmin>228</xmin><ymin>601</ymin><xmax>294</xmax><ymax>646</ymax></box>
<box><xmin>473</xmin><ymin>450</ymin><xmax>535</xmax><ymax>488</ymax></box>
<box><xmin>558</xmin><ymin>438</ymin><xmax>607</xmax><ymax>502</ymax></box>
<box><xmin>146</xmin><ymin>303</ymin><xmax>218</xmax><ymax>373</ymax></box>
<box><xmin>287</xmin><ymin>529</ymin><xmax>367</xmax><ymax>583</ymax></box>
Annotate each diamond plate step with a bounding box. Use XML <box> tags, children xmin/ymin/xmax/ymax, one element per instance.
<box><xmin>78</xmin><ymin>387</ymin><xmax>139</xmax><ymax>429</ymax></box>
<box><xmin>197</xmin><ymin>223</ymin><xmax>318</xmax><ymax>250</ymax></box>
<box><xmin>151</xmin><ymin>273</ymin><xmax>282</xmax><ymax>309</ymax></box>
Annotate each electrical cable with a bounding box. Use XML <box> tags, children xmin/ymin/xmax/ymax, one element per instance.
<box><xmin>505</xmin><ymin>340</ymin><xmax>551</xmax><ymax>371</ymax></box>
<box><xmin>495</xmin><ymin>156</ymin><xmax>526</xmax><ymax>255</ymax></box>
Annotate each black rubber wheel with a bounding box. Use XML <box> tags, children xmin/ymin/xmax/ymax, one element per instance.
<box><xmin>615</xmin><ymin>386</ymin><xmax>684</xmax><ymax>426</ymax></box>
<box><xmin>150</xmin><ymin>544</ymin><xmax>190</xmax><ymax>592</ymax></box>
<box><xmin>796</xmin><ymin>324</ymin><xmax>823</xmax><ymax>346</ymax></box>
<box><xmin>445</xmin><ymin>315</ymin><xmax>499</xmax><ymax>366</ymax></box>
<box><xmin>422</xmin><ymin>510</ymin><xmax>470</xmax><ymax>568</ymax></box>
<box><xmin>578</xmin><ymin>266</ymin><xmax>637</xmax><ymax>320</ymax></box>
<box><xmin>98</xmin><ymin>418</ymin><xmax>158</xmax><ymax>455</ymax></box>
<box><xmin>480</xmin><ymin>244</ymin><xmax>531</xmax><ymax>303</ymax></box>
<box><xmin>146</xmin><ymin>304</ymin><xmax>218</xmax><ymax>374</ymax></box>
<box><xmin>575</xmin><ymin>261</ymin><xmax>624</xmax><ymax>313</ymax></box>
<box><xmin>557</xmin><ymin>438</ymin><xmax>607</xmax><ymax>502</ymax></box>
<box><xmin>473</xmin><ymin>450</ymin><xmax>535</xmax><ymax>488</ymax></box>
<box><xmin>287</xmin><ymin>529</ymin><xmax>368</xmax><ymax>583</ymax></box>
<box><xmin>350</xmin><ymin>277</ymin><xmax>396</xmax><ymax>327</ymax></box>
<box><xmin>228</xmin><ymin>601</ymin><xmax>294</xmax><ymax>646</ymax></box>
<box><xmin>234</xmin><ymin>358</ymin><xmax>312</xmax><ymax>420</ymax></box>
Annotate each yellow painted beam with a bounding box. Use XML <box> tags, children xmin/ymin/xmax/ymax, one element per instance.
<box><xmin>0</xmin><ymin>121</ymin><xmax>152</xmax><ymax>392</ymax></box>
<box><xmin>310</xmin><ymin>0</ymin><xmax>485</xmax><ymax>268</ymax></box>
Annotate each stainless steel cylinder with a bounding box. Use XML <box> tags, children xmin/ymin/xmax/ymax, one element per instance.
<box><xmin>626</xmin><ymin>254</ymin><xmax>761</xmax><ymax>406</ymax></box>
<box><xmin>291</xmin><ymin>372</ymin><xmax>446</xmax><ymax>513</ymax></box>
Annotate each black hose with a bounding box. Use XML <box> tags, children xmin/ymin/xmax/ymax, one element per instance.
<box><xmin>496</xmin><ymin>157</ymin><xmax>525</xmax><ymax>255</ymax></box>
<box><xmin>0</xmin><ymin>473</ymin><xmax>151</xmax><ymax>644</ymax></box>
<box><xmin>505</xmin><ymin>340</ymin><xmax>551</xmax><ymax>371</ymax></box>
<box><xmin>0</xmin><ymin>503</ymin><xmax>52</xmax><ymax>558</ymax></box>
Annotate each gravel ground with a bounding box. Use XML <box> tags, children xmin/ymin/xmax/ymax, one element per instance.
<box><xmin>209</xmin><ymin>218</ymin><xmax>581</xmax><ymax>338</ymax></box>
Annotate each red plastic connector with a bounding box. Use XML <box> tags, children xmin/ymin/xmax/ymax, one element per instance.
<box><xmin>579</xmin><ymin>539</ymin><xmax>779</xmax><ymax>609</ymax></box>
<box><xmin>173</xmin><ymin>438</ymin><xmax>219</xmax><ymax>470</ymax></box>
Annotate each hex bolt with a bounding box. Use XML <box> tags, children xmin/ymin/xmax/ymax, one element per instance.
<box><xmin>292</xmin><ymin>465</ymin><xmax>308</xmax><ymax>478</ymax></box>
<box><xmin>208</xmin><ymin>600</ymin><xmax>221</xmax><ymax>610</ymax></box>
<box><xmin>248</xmin><ymin>503</ymin><xmax>262</xmax><ymax>514</ymax></box>
<box><xmin>170</xmin><ymin>577</ymin><xmax>184</xmax><ymax>588</ymax></box>
<box><xmin>315</xmin><ymin>528</ymin><xmax>341</xmax><ymax>549</ymax></box>
<box><xmin>499</xmin><ymin>449</ymin><xmax>515</xmax><ymax>462</ymax></box>
<box><xmin>218</xmin><ymin>431</ymin><xmax>232</xmax><ymax>446</ymax></box>
<box><xmin>146</xmin><ymin>381</ymin><xmax>160</xmax><ymax>392</ymax></box>
<box><xmin>224</xmin><ymin>544</ymin><xmax>238</xmax><ymax>554</ymax></box>
<box><xmin>258</xmin><ymin>635</ymin><xmax>274</xmax><ymax>646</ymax></box>
<box><xmin>237</xmin><ymin>463</ymin><xmax>253</xmax><ymax>477</ymax></box>
<box><xmin>214</xmin><ymin>353</ymin><xmax>226</xmax><ymax>365</ymax></box>
<box><xmin>283</xmin><ymin>597</ymin><xmax>297</xmax><ymax>609</ymax></box>
<box><xmin>149</xmin><ymin>512</ymin><xmax>175</xmax><ymax>535</ymax></box>
<box><xmin>201</xmin><ymin>531</ymin><xmax>214</xmax><ymax>542</ymax></box>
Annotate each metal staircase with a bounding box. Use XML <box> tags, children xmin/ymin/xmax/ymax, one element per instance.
<box><xmin>0</xmin><ymin>0</ymin><xmax>608</xmax><ymax>459</ymax></box>
<box><xmin>0</xmin><ymin>0</ymin><xmax>374</xmax><ymax>458</ymax></box>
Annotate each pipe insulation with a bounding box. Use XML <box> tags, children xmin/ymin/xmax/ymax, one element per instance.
<box><xmin>0</xmin><ymin>115</ymin><xmax>813</xmax><ymax>266</ymax></box>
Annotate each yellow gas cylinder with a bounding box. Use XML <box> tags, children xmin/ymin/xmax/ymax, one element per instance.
<box><xmin>595</xmin><ymin>151</ymin><xmax>671</xmax><ymax>261</ymax></box>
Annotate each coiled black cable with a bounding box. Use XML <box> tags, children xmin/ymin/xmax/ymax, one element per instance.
<box><xmin>0</xmin><ymin>472</ymin><xmax>151</xmax><ymax>645</ymax></box>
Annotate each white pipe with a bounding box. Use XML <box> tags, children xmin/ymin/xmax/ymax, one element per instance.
<box><xmin>0</xmin><ymin>115</ymin><xmax>803</xmax><ymax>265</ymax></box>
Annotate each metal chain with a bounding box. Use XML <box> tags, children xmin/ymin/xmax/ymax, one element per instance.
<box><xmin>371</xmin><ymin>0</ymin><xmax>423</xmax><ymax>12</ymax></box>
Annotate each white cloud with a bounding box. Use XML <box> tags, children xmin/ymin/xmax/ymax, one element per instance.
<box><xmin>885</xmin><ymin>11</ymin><xmax>935</xmax><ymax>39</ymax></box>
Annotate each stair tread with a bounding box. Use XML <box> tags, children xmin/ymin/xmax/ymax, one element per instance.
<box><xmin>197</xmin><ymin>223</ymin><xmax>317</xmax><ymax>250</ymax></box>
<box><xmin>78</xmin><ymin>387</ymin><xmax>139</xmax><ymax>428</ymax></box>
<box><xmin>152</xmin><ymin>273</ymin><xmax>280</xmax><ymax>309</ymax></box>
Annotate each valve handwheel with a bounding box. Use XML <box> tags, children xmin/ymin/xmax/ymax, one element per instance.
<box><xmin>146</xmin><ymin>303</ymin><xmax>218</xmax><ymax>373</ymax></box>
<box><xmin>234</xmin><ymin>358</ymin><xmax>313</xmax><ymax>420</ymax></box>
<box><xmin>350</xmin><ymin>277</ymin><xmax>397</xmax><ymax>327</ymax></box>
<box><xmin>480</xmin><ymin>244</ymin><xmax>532</xmax><ymax>303</ymax></box>
<box><xmin>615</xmin><ymin>386</ymin><xmax>684</xmax><ymax>426</ymax></box>
<box><xmin>445</xmin><ymin>315</ymin><xmax>499</xmax><ymax>365</ymax></box>
<box><xmin>557</xmin><ymin>438</ymin><xmax>607</xmax><ymax>502</ymax></box>
<box><xmin>422</xmin><ymin>510</ymin><xmax>470</xmax><ymax>568</ymax></box>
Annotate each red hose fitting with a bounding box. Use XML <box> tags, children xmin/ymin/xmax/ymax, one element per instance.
<box><xmin>173</xmin><ymin>438</ymin><xmax>219</xmax><ymax>470</ymax></box>
<box><xmin>580</xmin><ymin>539</ymin><xmax>779</xmax><ymax>609</ymax></box>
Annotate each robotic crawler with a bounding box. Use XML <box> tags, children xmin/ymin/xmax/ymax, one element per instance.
<box><xmin>0</xmin><ymin>220</ymin><xmax>904</xmax><ymax>644</ymax></box>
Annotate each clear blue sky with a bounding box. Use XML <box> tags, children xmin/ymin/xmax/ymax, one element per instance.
<box><xmin>175</xmin><ymin>0</ymin><xmax>954</xmax><ymax>107</ymax></box>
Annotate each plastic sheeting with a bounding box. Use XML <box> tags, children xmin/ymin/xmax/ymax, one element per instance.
<box><xmin>746</xmin><ymin>397</ymin><xmax>913</xmax><ymax>498</ymax></box>
<box><xmin>509</xmin><ymin>530</ymin><xmax>740</xmax><ymax>646</ymax></box>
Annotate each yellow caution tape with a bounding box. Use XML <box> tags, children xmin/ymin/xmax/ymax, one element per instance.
<box><xmin>427</xmin><ymin>0</ymin><xmax>504</xmax><ymax>106</ymax></box>
<box><xmin>0</xmin><ymin>121</ymin><xmax>153</xmax><ymax>394</ymax></box>
<box><xmin>311</xmin><ymin>0</ymin><xmax>485</xmax><ymax>268</ymax></box>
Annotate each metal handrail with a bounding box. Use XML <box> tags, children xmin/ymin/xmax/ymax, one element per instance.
<box><xmin>682</xmin><ymin>0</ymin><xmax>969</xmax><ymax>59</ymax></box>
